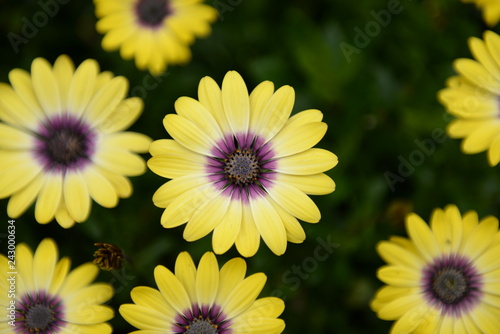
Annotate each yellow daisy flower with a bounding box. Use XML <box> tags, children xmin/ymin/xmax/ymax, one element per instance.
<box><xmin>148</xmin><ymin>71</ymin><xmax>338</xmax><ymax>257</ymax></box>
<box><xmin>1</xmin><ymin>238</ymin><xmax>114</xmax><ymax>333</ymax></box>
<box><xmin>371</xmin><ymin>204</ymin><xmax>500</xmax><ymax>333</ymax></box>
<box><xmin>0</xmin><ymin>55</ymin><xmax>151</xmax><ymax>228</ymax></box>
<box><xmin>94</xmin><ymin>0</ymin><xmax>218</xmax><ymax>75</ymax></box>
<box><xmin>462</xmin><ymin>0</ymin><xmax>500</xmax><ymax>26</ymax></box>
<box><xmin>120</xmin><ymin>251</ymin><xmax>285</xmax><ymax>333</ymax></box>
<box><xmin>438</xmin><ymin>30</ymin><xmax>500</xmax><ymax>166</ymax></box>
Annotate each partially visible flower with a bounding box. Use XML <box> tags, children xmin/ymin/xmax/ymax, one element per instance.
<box><xmin>148</xmin><ymin>71</ymin><xmax>337</xmax><ymax>257</ymax></box>
<box><xmin>0</xmin><ymin>238</ymin><xmax>114</xmax><ymax>333</ymax></box>
<box><xmin>438</xmin><ymin>30</ymin><xmax>500</xmax><ymax>166</ymax></box>
<box><xmin>94</xmin><ymin>0</ymin><xmax>218</xmax><ymax>75</ymax></box>
<box><xmin>93</xmin><ymin>242</ymin><xmax>125</xmax><ymax>270</ymax></box>
<box><xmin>462</xmin><ymin>0</ymin><xmax>500</xmax><ymax>26</ymax></box>
<box><xmin>0</xmin><ymin>55</ymin><xmax>151</xmax><ymax>227</ymax></box>
<box><xmin>371</xmin><ymin>204</ymin><xmax>500</xmax><ymax>333</ymax></box>
<box><xmin>120</xmin><ymin>251</ymin><xmax>285</xmax><ymax>333</ymax></box>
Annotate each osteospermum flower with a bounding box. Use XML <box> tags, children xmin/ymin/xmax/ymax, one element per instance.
<box><xmin>371</xmin><ymin>204</ymin><xmax>500</xmax><ymax>333</ymax></box>
<box><xmin>462</xmin><ymin>0</ymin><xmax>500</xmax><ymax>26</ymax></box>
<box><xmin>0</xmin><ymin>238</ymin><xmax>114</xmax><ymax>333</ymax></box>
<box><xmin>94</xmin><ymin>0</ymin><xmax>218</xmax><ymax>75</ymax></box>
<box><xmin>438</xmin><ymin>30</ymin><xmax>500</xmax><ymax>166</ymax></box>
<box><xmin>120</xmin><ymin>251</ymin><xmax>285</xmax><ymax>333</ymax></box>
<box><xmin>0</xmin><ymin>55</ymin><xmax>151</xmax><ymax>228</ymax></box>
<box><xmin>148</xmin><ymin>71</ymin><xmax>337</xmax><ymax>257</ymax></box>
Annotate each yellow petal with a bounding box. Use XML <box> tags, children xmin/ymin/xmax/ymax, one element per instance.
<box><xmin>163</xmin><ymin>114</ymin><xmax>216</xmax><ymax>155</ymax></box>
<box><xmin>222</xmin><ymin>71</ymin><xmax>250</xmax><ymax>135</ymax></box>
<box><xmin>462</xmin><ymin>121</ymin><xmax>500</xmax><ymax>154</ymax></box>
<box><xmin>147</xmin><ymin>150</ymin><xmax>205</xmax><ymax>179</ymax></box>
<box><xmin>130</xmin><ymin>287</ymin><xmax>175</xmax><ymax>319</ymax></box>
<box><xmin>238</xmin><ymin>297</ymin><xmax>285</xmax><ymax>319</ymax></box>
<box><xmin>250</xmin><ymin>196</ymin><xmax>287</xmax><ymax>255</ymax></box>
<box><xmin>175</xmin><ymin>96</ymin><xmax>223</xmax><ymax>141</ymax></box>
<box><xmin>7</xmin><ymin>173</ymin><xmax>43</xmax><ymax>218</ymax></box>
<box><xmin>377</xmin><ymin>294</ymin><xmax>423</xmax><ymax>320</ymax></box>
<box><xmin>63</xmin><ymin>171</ymin><xmax>91</xmax><ymax>222</ymax></box>
<box><xmin>221</xmin><ymin>273</ymin><xmax>266</xmax><ymax>319</ymax></box>
<box><xmin>67</xmin><ymin>59</ymin><xmax>99</xmax><ymax>117</ymax></box>
<box><xmin>469</xmin><ymin>36</ymin><xmax>500</xmax><ymax>81</ymax></box>
<box><xmin>276</xmin><ymin>148</ymin><xmax>338</xmax><ymax>175</ymax></box>
<box><xmin>59</xmin><ymin>263</ymin><xmax>99</xmax><ymax>297</ymax></box>
<box><xmin>85</xmin><ymin>76</ymin><xmax>128</xmax><ymax>125</ymax></box>
<box><xmin>405</xmin><ymin>213</ymin><xmax>440</xmax><ymax>262</ymax></box>
<box><xmin>462</xmin><ymin>216</ymin><xmax>499</xmax><ymax>261</ymax></box>
<box><xmin>83</xmin><ymin>167</ymin><xmax>118</xmax><ymax>208</ymax></box>
<box><xmin>487</xmin><ymin>133</ymin><xmax>500</xmax><ymax>166</ymax></box>
<box><xmin>249</xmin><ymin>80</ymin><xmax>274</xmax><ymax>134</ymax></box>
<box><xmin>33</xmin><ymin>238</ymin><xmax>58</xmax><ymax>291</ymax></box>
<box><xmin>454</xmin><ymin>58</ymin><xmax>500</xmax><ymax>95</ymax></box>
<box><xmin>376</xmin><ymin>241</ymin><xmax>424</xmax><ymax>269</ymax></box>
<box><xmin>16</xmin><ymin>243</ymin><xmax>34</xmax><ymax>292</ymax></box>
<box><xmin>154</xmin><ymin>265</ymin><xmax>191</xmax><ymax>314</ymax></box>
<box><xmin>377</xmin><ymin>265</ymin><xmax>420</xmax><ymax>287</ymax></box>
<box><xmin>94</xmin><ymin>147</ymin><xmax>147</xmax><ymax>176</ymax></box>
<box><xmin>152</xmin><ymin>174</ymin><xmax>207</xmax><ymax>208</ymax></box>
<box><xmin>49</xmin><ymin>257</ymin><xmax>70</xmax><ymax>294</ymax></box>
<box><xmin>52</xmin><ymin>55</ymin><xmax>75</xmax><ymax>110</ymax></box>
<box><xmin>196</xmin><ymin>252</ymin><xmax>219</xmax><ymax>306</ymax></box>
<box><xmin>270</xmin><ymin>199</ymin><xmax>306</xmax><ymax>243</ymax></box>
<box><xmin>198</xmin><ymin>76</ymin><xmax>231</xmax><ymax>135</ymax></box>
<box><xmin>104</xmin><ymin>132</ymin><xmax>151</xmax><ymax>152</ymax></box>
<box><xmin>276</xmin><ymin>172</ymin><xmax>335</xmax><ymax>195</ymax></box>
<box><xmin>8</xmin><ymin>68</ymin><xmax>44</xmax><ymax>125</ymax></box>
<box><xmin>266</xmin><ymin>180</ymin><xmax>320</xmax><ymax>223</ymax></box>
<box><xmin>0</xmin><ymin>82</ymin><xmax>39</xmax><ymax>130</ymax></box>
<box><xmin>216</xmin><ymin>257</ymin><xmax>247</xmax><ymax>306</ymax></box>
<box><xmin>31</xmin><ymin>57</ymin><xmax>61</xmax><ymax>115</ymax></box>
<box><xmin>271</xmin><ymin>121</ymin><xmax>327</xmax><ymax>158</ymax></box>
<box><xmin>174</xmin><ymin>252</ymin><xmax>197</xmax><ymax>303</ymax></box>
<box><xmin>183</xmin><ymin>192</ymin><xmax>229</xmax><ymax>241</ymax></box>
<box><xmin>235</xmin><ymin>205</ymin><xmax>261</xmax><ymax>257</ymax></box>
<box><xmin>212</xmin><ymin>199</ymin><xmax>242</xmax><ymax>254</ymax></box>
<box><xmin>35</xmin><ymin>172</ymin><xmax>63</xmax><ymax>224</ymax></box>
<box><xmin>160</xmin><ymin>184</ymin><xmax>213</xmax><ymax>228</ymax></box>
<box><xmin>100</xmin><ymin>97</ymin><xmax>144</xmax><ymax>133</ymax></box>
<box><xmin>119</xmin><ymin>304</ymin><xmax>171</xmax><ymax>330</ymax></box>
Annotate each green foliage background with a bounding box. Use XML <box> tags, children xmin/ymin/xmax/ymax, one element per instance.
<box><xmin>1</xmin><ymin>0</ymin><xmax>500</xmax><ymax>333</ymax></box>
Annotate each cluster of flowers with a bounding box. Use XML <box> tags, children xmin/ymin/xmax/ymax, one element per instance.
<box><xmin>2</xmin><ymin>0</ymin><xmax>500</xmax><ymax>333</ymax></box>
<box><xmin>371</xmin><ymin>0</ymin><xmax>500</xmax><ymax>333</ymax></box>
<box><xmin>0</xmin><ymin>0</ymin><xmax>337</xmax><ymax>333</ymax></box>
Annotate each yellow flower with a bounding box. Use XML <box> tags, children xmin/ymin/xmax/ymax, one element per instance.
<box><xmin>462</xmin><ymin>0</ymin><xmax>500</xmax><ymax>26</ymax></box>
<box><xmin>148</xmin><ymin>71</ymin><xmax>338</xmax><ymax>257</ymax></box>
<box><xmin>120</xmin><ymin>251</ymin><xmax>285</xmax><ymax>333</ymax></box>
<box><xmin>0</xmin><ymin>55</ymin><xmax>151</xmax><ymax>228</ymax></box>
<box><xmin>94</xmin><ymin>0</ymin><xmax>218</xmax><ymax>75</ymax></box>
<box><xmin>438</xmin><ymin>30</ymin><xmax>500</xmax><ymax>166</ymax></box>
<box><xmin>0</xmin><ymin>238</ymin><xmax>114</xmax><ymax>333</ymax></box>
<box><xmin>371</xmin><ymin>204</ymin><xmax>500</xmax><ymax>333</ymax></box>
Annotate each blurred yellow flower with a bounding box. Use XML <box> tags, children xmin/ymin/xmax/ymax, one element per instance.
<box><xmin>371</xmin><ymin>204</ymin><xmax>500</xmax><ymax>333</ymax></box>
<box><xmin>148</xmin><ymin>71</ymin><xmax>337</xmax><ymax>257</ymax></box>
<box><xmin>94</xmin><ymin>0</ymin><xmax>218</xmax><ymax>74</ymax></box>
<box><xmin>0</xmin><ymin>55</ymin><xmax>151</xmax><ymax>227</ymax></box>
<box><xmin>0</xmin><ymin>238</ymin><xmax>114</xmax><ymax>333</ymax></box>
<box><xmin>462</xmin><ymin>0</ymin><xmax>500</xmax><ymax>26</ymax></box>
<box><xmin>438</xmin><ymin>30</ymin><xmax>500</xmax><ymax>166</ymax></box>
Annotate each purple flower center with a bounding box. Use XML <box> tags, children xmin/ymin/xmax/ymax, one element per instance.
<box><xmin>15</xmin><ymin>291</ymin><xmax>65</xmax><ymax>334</ymax></box>
<box><xmin>422</xmin><ymin>254</ymin><xmax>482</xmax><ymax>316</ymax></box>
<box><xmin>135</xmin><ymin>0</ymin><xmax>171</xmax><ymax>28</ymax></box>
<box><xmin>207</xmin><ymin>134</ymin><xmax>277</xmax><ymax>202</ymax></box>
<box><xmin>34</xmin><ymin>114</ymin><xmax>96</xmax><ymax>173</ymax></box>
<box><xmin>173</xmin><ymin>304</ymin><xmax>232</xmax><ymax>334</ymax></box>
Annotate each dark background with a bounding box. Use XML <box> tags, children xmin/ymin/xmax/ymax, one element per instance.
<box><xmin>1</xmin><ymin>0</ymin><xmax>500</xmax><ymax>333</ymax></box>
